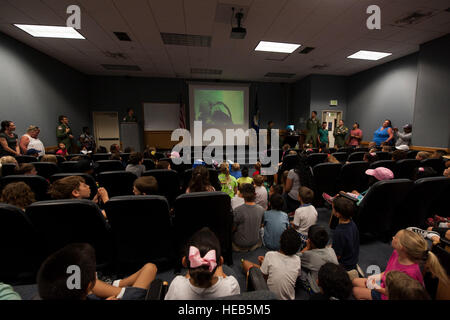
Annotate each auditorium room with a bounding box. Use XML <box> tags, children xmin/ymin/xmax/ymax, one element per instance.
<box><xmin>0</xmin><ymin>0</ymin><xmax>449</xmax><ymax>303</ymax></box>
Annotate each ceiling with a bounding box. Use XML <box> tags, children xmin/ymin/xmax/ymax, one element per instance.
<box><xmin>0</xmin><ymin>0</ymin><xmax>449</xmax><ymax>82</ymax></box>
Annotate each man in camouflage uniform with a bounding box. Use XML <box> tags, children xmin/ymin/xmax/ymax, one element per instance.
<box><xmin>56</xmin><ymin>115</ymin><xmax>74</xmax><ymax>154</ymax></box>
<box><xmin>305</xmin><ymin>111</ymin><xmax>320</xmax><ymax>148</ymax></box>
<box><xmin>333</xmin><ymin>119</ymin><xmax>349</xmax><ymax>148</ymax></box>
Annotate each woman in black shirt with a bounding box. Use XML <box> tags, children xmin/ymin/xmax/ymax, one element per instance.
<box><xmin>0</xmin><ymin>121</ymin><xmax>20</xmax><ymax>157</ymax></box>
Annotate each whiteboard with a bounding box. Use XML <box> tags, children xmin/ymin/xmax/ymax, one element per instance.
<box><xmin>143</xmin><ymin>103</ymin><xmax>180</xmax><ymax>131</ymax></box>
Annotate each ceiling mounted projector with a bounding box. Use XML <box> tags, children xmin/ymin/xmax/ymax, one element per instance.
<box><xmin>230</xmin><ymin>8</ymin><xmax>246</xmax><ymax>39</ymax></box>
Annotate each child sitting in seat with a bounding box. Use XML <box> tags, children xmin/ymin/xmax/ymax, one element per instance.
<box><xmin>298</xmin><ymin>225</ymin><xmax>338</xmax><ymax>294</ymax></box>
<box><xmin>352</xmin><ymin>229</ymin><xmax>448</xmax><ymax>300</ymax></box>
<box><xmin>253</xmin><ymin>175</ymin><xmax>268</xmax><ymax>210</ymax></box>
<box><xmin>241</xmin><ymin>228</ymin><xmax>301</xmax><ymax>300</ymax></box>
<box><xmin>37</xmin><ymin>243</ymin><xmax>157</xmax><ymax>300</ymax></box>
<box><xmin>331</xmin><ymin>197</ymin><xmax>359</xmax><ymax>271</ymax></box>
<box><xmin>231</xmin><ymin>183</ymin><xmax>245</xmax><ymax>210</ymax></box>
<box><xmin>309</xmin><ymin>263</ymin><xmax>352</xmax><ymax>300</ymax></box>
<box><xmin>14</xmin><ymin>163</ymin><xmax>37</xmax><ymax>175</ymax></box>
<box><xmin>56</xmin><ymin>142</ymin><xmax>68</xmax><ymax>157</ymax></box>
<box><xmin>230</xmin><ymin>163</ymin><xmax>242</xmax><ymax>180</ymax></box>
<box><xmin>126</xmin><ymin>152</ymin><xmax>146</xmax><ymax>177</ymax></box>
<box><xmin>186</xmin><ymin>166</ymin><xmax>215</xmax><ymax>193</ymax></box>
<box><xmin>133</xmin><ymin>176</ymin><xmax>158</xmax><ymax>195</ymax></box>
<box><xmin>384</xmin><ymin>271</ymin><xmax>430</xmax><ymax>300</ymax></box>
<box><xmin>232</xmin><ymin>183</ymin><xmax>265</xmax><ymax>252</ymax></box>
<box><xmin>1</xmin><ymin>181</ymin><xmax>36</xmax><ymax>210</ymax></box>
<box><xmin>165</xmin><ymin>227</ymin><xmax>240</xmax><ymax>300</ymax></box>
<box><xmin>291</xmin><ymin>186</ymin><xmax>318</xmax><ymax>247</ymax></box>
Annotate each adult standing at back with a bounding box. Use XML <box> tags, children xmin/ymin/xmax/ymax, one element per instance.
<box><xmin>305</xmin><ymin>111</ymin><xmax>320</xmax><ymax>148</ymax></box>
<box><xmin>19</xmin><ymin>125</ymin><xmax>45</xmax><ymax>156</ymax></box>
<box><xmin>394</xmin><ymin>124</ymin><xmax>412</xmax><ymax>148</ymax></box>
<box><xmin>373</xmin><ymin>119</ymin><xmax>394</xmax><ymax>147</ymax></box>
<box><xmin>0</xmin><ymin>120</ymin><xmax>20</xmax><ymax>157</ymax></box>
<box><xmin>56</xmin><ymin>115</ymin><xmax>74</xmax><ymax>154</ymax></box>
<box><xmin>333</xmin><ymin>120</ymin><xmax>348</xmax><ymax>149</ymax></box>
<box><xmin>318</xmin><ymin>122</ymin><xmax>329</xmax><ymax>148</ymax></box>
<box><xmin>347</xmin><ymin>122</ymin><xmax>363</xmax><ymax>148</ymax></box>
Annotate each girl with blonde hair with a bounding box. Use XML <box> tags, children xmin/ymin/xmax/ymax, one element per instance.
<box><xmin>352</xmin><ymin>229</ymin><xmax>448</xmax><ymax>300</ymax></box>
<box><xmin>218</xmin><ymin>161</ymin><xmax>238</xmax><ymax>198</ymax></box>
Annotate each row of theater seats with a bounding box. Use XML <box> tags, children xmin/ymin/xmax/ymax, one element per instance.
<box><xmin>0</xmin><ymin>191</ymin><xmax>234</xmax><ymax>285</ymax></box>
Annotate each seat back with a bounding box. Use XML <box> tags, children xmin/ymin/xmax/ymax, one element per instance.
<box><xmin>120</xmin><ymin>153</ymin><xmax>131</xmax><ymax>164</ymax></box>
<box><xmin>15</xmin><ymin>155</ymin><xmax>37</xmax><ymax>163</ymax></box>
<box><xmin>104</xmin><ymin>195</ymin><xmax>174</xmax><ymax>272</ymax></box>
<box><xmin>421</xmin><ymin>158</ymin><xmax>445</xmax><ymax>175</ymax></box>
<box><xmin>356</xmin><ymin>179</ymin><xmax>413</xmax><ymax>237</ymax></box>
<box><xmin>369</xmin><ymin>160</ymin><xmax>396</xmax><ymax>172</ymax></box>
<box><xmin>407</xmin><ymin>150</ymin><xmax>419</xmax><ymax>159</ymax></box>
<box><xmin>0</xmin><ymin>203</ymin><xmax>39</xmax><ymax>284</ymax></box>
<box><xmin>49</xmin><ymin>173</ymin><xmax>98</xmax><ymax>200</ymax></box>
<box><xmin>375</xmin><ymin>152</ymin><xmax>391</xmax><ymax>160</ymax></box>
<box><xmin>143</xmin><ymin>169</ymin><xmax>180</xmax><ymax>205</ymax></box>
<box><xmin>1</xmin><ymin>163</ymin><xmax>17</xmax><ymax>177</ymax></box>
<box><xmin>59</xmin><ymin>161</ymin><xmax>79</xmax><ymax>173</ymax></box>
<box><xmin>331</xmin><ymin>152</ymin><xmax>347</xmax><ymax>163</ymax></box>
<box><xmin>0</xmin><ymin>175</ymin><xmax>50</xmax><ymax>201</ymax></box>
<box><xmin>394</xmin><ymin>159</ymin><xmax>420</xmax><ymax>179</ymax></box>
<box><xmin>313</xmin><ymin>163</ymin><xmax>342</xmax><ymax>203</ymax></box>
<box><xmin>337</xmin><ymin>147</ymin><xmax>354</xmax><ymax>154</ymax></box>
<box><xmin>339</xmin><ymin>161</ymin><xmax>370</xmax><ymax>192</ymax></box>
<box><xmin>143</xmin><ymin>159</ymin><xmax>156</xmax><ymax>171</ymax></box>
<box><xmin>183</xmin><ymin>168</ymin><xmax>221</xmax><ymax>192</ymax></box>
<box><xmin>26</xmin><ymin>199</ymin><xmax>113</xmax><ymax>268</ymax></box>
<box><xmin>98</xmin><ymin>171</ymin><xmax>137</xmax><ymax>197</ymax></box>
<box><xmin>31</xmin><ymin>162</ymin><xmax>59</xmax><ymax>179</ymax></box>
<box><xmin>279</xmin><ymin>154</ymin><xmax>299</xmax><ymax>172</ymax></box>
<box><xmin>307</xmin><ymin>153</ymin><xmax>328</xmax><ymax>168</ymax></box>
<box><xmin>347</xmin><ymin>152</ymin><xmax>366</xmax><ymax>162</ymax></box>
<box><xmin>96</xmin><ymin>160</ymin><xmax>124</xmax><ymax>173</ymax></box>
<box><xmin>328</xmin><ymin>148</ymin><xmax>337</xmax><ymax>154</ymax></box>
<box><xmin>173</xmin><ymin>192</ymin><xmax>233</xmax><ymax>266</ymax></box>
<box><xmin>356</xmin><ymin>147</ymin><xmax>369</xmax><ymax>152</ymax></box>
<box><xmin>66</xmin><ymin>154</ymin><xmax>89</xmax><ymax>161</ymax></box>
<box><xmin>399</xmin><ymin>177</ymin><xmax>450</xmax><ymax>229</ymax></box>
<box><xmin>93</xmin><ymin>153</ymin><xmax>111</xmax><ymax>161</ymax></box>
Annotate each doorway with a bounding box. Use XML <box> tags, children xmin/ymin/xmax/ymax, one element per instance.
<box><xmin>92</xmin><ymin>112</ymin><xmax>120</xmax><ymax>152</ymax></box>
<box><xmin>321</xmin><ymin>110</ymin><xmax>343</xmax><ymax>148</ymax></box>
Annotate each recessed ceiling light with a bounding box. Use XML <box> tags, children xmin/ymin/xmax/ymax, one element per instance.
<box><xmin>14</xmin><ymin>24</ymin><xmax>85</xmax><ymax>39</ymax></box>
<box><xmin>255</xmin><ymin>41</ymin><xmax>301</xmax><ymax>53</ymax></box>
<box><xmin>347</xmin><ymin>50</ymin><xmax>392</xmax><ymax>61</ymax></box>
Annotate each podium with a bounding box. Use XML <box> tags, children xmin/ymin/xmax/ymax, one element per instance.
<box><xmin>120</xmin><ymin>122</ymin><xmax>141</xmax><ymax>152</ymax></box>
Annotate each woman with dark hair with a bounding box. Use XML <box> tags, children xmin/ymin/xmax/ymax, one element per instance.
<box><xmin>284</xmin><ymin>154</ymin><xmax>314</xmax><ymax>213</ymax></box>
<box><xmin>348</xmin><ymin>122</ymin><xmax>363</xmax><ymax>147</ymax></box>
<box><xmin>0</xmin><ymin>121</ymin><xmax>20</xmax><ymax>157</ymax></box>
<box><xmin>373</xmin><ymin>119</ymin><xmax>394</xmax><ymax>146</ymax></box>
<box><xmin>186</xmin><ymin>166</ymin><xmax>215</xmax><ymax>193</ymax></box>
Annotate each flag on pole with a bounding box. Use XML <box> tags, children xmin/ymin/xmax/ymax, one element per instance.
<box><xmin>179</xmin><ymin>98</ymin><xmax>186</xmax><ymax>129</ymax></box>
<box><xmin>252</xmin><ymin>91</ymin><xmax>260</xmax><ymax>135</ymax></box>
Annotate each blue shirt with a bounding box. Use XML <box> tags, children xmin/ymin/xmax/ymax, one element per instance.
<box><xmin>230</xmin><ymin>170</ymin><xmax>242</xmax><ymax>180</ymax></box>
<box><xmin>332</xmin><ymin>220</ymin><xmax>360</xmax><ymax>271</ymax></box>
<box><xmin>263</xmin><ymin>210</ymin><xmax>289</xmax><ymax>251</ymax></box>
<box><xmin>373</xmin><ymin>126</ymin><xmax>391</xmax><ymax>146</ymax></box>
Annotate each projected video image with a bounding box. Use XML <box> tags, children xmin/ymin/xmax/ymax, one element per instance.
<box><xmin>194</xmin><ymin>89</ymin><xmax>244</xmax><ymax>126</ymax></box>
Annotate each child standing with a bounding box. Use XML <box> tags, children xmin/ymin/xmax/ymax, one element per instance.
<box><xmin>291</xmin><ymin>186</ymin><xmax>318</xmax><ymax>246</ymax></box>
<box><xmin>253</xmin><ymin>175</ymin><xmax>268</xmax><ymax>210</ymax></box>
<box><xmin>237</xmin><ymin>167</ymin><xmax>253</xmax><ymax>186</ymax></box>
<box><xmin>262</xmin><ymin>194</ymin><xmax>289</xmax><ymax>251</ymax></box>
<box><xmin>331</xmin><ymin>197</ymin><xmax>359</xmax><ymax>271</ymax></box>
<box><xmin>241</xmin><ymin>228</ymin><xmax>302</xmax><ymax>300</ymax></box>
<box><xmin>56</xmin><ymin>142</ymin><xmax>68</xmax><ymax>157</ymax></box>
<box><xmin>165</xmin><ymin>227</ymin><xmax>240</xmax><ymax>300</ymax></box>
<box><xmin>252</xmin><ymin>161</ymin><xmax>262</xmax><ymax>177</ymax></box>
<box><xmin>298</xmin><ymin>225</ymin><xmax>339</xmax><ymax>294</ymax></box>
<box><xmin>232</xmin><ymin>183</ymin><xmax>265</xmax><ymax>252</ymax></box>
<box><xmin>230</xmin><ymin>163</ymin><xmax>242</xmax><ymax>180</ymax></box>
<box><xmin>218</xmin><ymin>162</ymin><xmax>238</xmax><ymax>198</ymax></box>
<box><xmin>352</xmin><ymin>229</ymin><xmax>448</xmax><ymax>300</ymax></box>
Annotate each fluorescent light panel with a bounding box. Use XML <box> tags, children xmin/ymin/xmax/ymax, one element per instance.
<box><xmin>347</xmin><ymin>50</ymin><xmax>392</xmax><ymax>61</ymax></box>
<box><xmin>14</xmin><ymin>24</ymin><xmax>85</xmax><ymax>39</ymax></box>
<box><xmin>255</xmin><ymin>41</ymin><xmax>301</xmax><ymax>53</ymax></box>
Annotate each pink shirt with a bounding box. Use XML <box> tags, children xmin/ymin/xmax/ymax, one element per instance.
<box><xmin>380</xmin><ymin>250</ymin><xmax>424</xmax><ymax>300</ymax></box>
<box><xmin>348</xmin><ymin>129</ymin><xmax>363</xmax><ymax>146</ymax></box>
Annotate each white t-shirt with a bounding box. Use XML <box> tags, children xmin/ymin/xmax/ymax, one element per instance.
<box><xmin>23</xmin><ymin>134</ymin><xmax>45</xmax><ymax>156</ymax></box>
<box><xmin>231</xmin><ymin>196</ymin><xmax>245</xmax><ymax>210</ymax></box>
<box><xmin>292</xmin><ymin>204</ymin><xmax>318</xmax><ymax>236</ymax></box>
<box><xmin>255</xmin><ymin>186</ymin><xmax>268</xmax><ymax>210</ymax></box>
<box><xmin>260</xmin><ymin>251</ymin><xmax>301</xmax><ymax>300</ymax></box>
<box><xmin>164</xmin><ymin>275</ymin><xmax>240</xmax><ymax>300</ymax></box>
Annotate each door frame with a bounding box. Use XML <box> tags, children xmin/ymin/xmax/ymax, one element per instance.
<box><xmin>321</xmin><ymin>110</ymin><xmax>343</xmax><ymax>148</ymax></box>
<box><xmin>92</xmin><ymin>111</ymin><xmax>120</xmax><ymax>151</ymax></box>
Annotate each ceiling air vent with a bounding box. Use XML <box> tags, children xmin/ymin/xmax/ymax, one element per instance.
<box><xmin>264</xmin><ymin>72</ymin><xmax>295</xmax><ymax>78</ymax></box>
<box><xmin>103</xmin><ymin>51</ymin><xmax>128</xmax><ymax>59</ymax></box>
<box><xmin>101</xmin><ymin>64</ymin><xmax>141</xmax><ymax>71</ymax></box>
<box><xmin>312</xmin><ymin>64</ymin><xmax>328</xmax><ymax>70</ymax></box>
<box><xmin>191</xmin><ymin>68</ymin><xmax>222</xmax><ymax>75</ymax></box>
<box><xmin>161</xmin><ymin>33</ymin><xmax>211</xmax><ymax>47</ymax></box>
<box><xmin>299</xmin><ymin>47</ymin><xmax>315</xmax><ymax>54</ymax></box>
<box><xmin>392</xmin><ymin>10</ymin><xmax>436</xmax><ymax>26</ymax></box>
<box><xmin>114</xmin><ymin>32</ymin><xmax>132</xmax><ymax>41</ymax></box>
